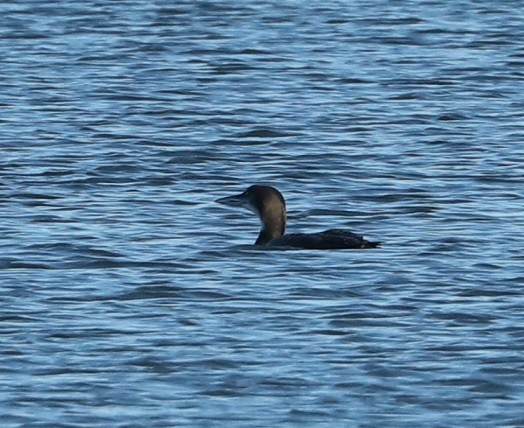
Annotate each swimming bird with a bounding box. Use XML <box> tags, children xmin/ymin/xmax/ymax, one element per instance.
<box><xmin>216</xmin><ymin>185</ymin><xmax>380</xmax><ymax>249</ymax></box>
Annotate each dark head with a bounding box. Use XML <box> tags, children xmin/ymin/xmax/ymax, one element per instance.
<box><xmin>216</xmin><ymin>185</ymin><xmax>286</xmax><ymax>245</ymax></box>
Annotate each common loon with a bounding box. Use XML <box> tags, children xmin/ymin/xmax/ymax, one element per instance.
<box><xmin>216</xmin><ymin>185</ymin><xmax>380</xmax><ymax>249</ymax></box>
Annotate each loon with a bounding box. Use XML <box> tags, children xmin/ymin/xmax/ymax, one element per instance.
<box><xmin>216</xmin><ymin>185</ymin><xmax>380</xmax><ymax>249</ymax></box>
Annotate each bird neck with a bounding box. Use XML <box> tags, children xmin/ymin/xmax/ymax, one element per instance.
<box><xmin>255</xmin><ymin>207</ymin><xmax>286</xmax><ymax>245</ymax></box>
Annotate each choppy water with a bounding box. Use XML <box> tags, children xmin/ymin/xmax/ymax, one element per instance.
<box><xmin>1</xmin><ymin>0</ymin><xmax>523</xmax><ymax>426</ymax></box>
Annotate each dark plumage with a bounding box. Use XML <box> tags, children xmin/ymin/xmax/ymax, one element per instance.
<box><xmin>216</xmin><ymin>185</ymin><xmax>380</xmax><ymax>250</ymax></box>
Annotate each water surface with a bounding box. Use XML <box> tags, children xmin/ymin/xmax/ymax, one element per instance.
<box><xmin>1</xmin><ymin>0</ymin><xmax>523</xmax><ymax>426</ymax></box>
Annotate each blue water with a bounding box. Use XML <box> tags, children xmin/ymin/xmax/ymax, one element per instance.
<box><xmin>1</xmin><ymin>0</ymin><xmax>523</xmax><ymax>426</ymax></box>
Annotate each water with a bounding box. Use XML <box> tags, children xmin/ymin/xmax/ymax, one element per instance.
<box><xmin>1</xmin><ymin>0</ymin><xmax>523</xmax><ymax>426</ymax></box>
